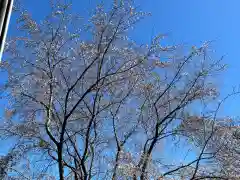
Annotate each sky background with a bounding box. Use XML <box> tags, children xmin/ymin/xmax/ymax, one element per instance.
<box><xmin>2</xmin><ymin>0</ymin><xmax>240</xmax><ymax>174</ymax></box>
<box><xmin>8</xmin><ymin>0</ymin><xmax>240</xmax><ymax>117</ymax></box>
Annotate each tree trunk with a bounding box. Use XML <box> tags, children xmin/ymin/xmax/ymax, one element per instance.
<box><xmin>58</xmin><ymin>145</ymin><xmax>64</xmax><ymax>180</ymax></box>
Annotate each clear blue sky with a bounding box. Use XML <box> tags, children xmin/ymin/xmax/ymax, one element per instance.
<box><xmin>9</xmin><ymin>0</ymin><xmax>240</xmax><ymax>117</ymax></box>
<box><xmin>2</xmin><ymin>0</ymin><xmax>240</xmax><ymax>167</ymax></box>
<box><xmin>132</xmin><ymin>0</ymin><xmax>240</xmax><ymax>118</ymax></box>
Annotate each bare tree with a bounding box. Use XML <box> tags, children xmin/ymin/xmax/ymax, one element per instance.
<box><xmin>0</xmin><ymin>0</ymin><xmax>231</xmax><ymax>179</ymax></box>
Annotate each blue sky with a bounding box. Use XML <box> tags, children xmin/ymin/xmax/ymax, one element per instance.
<box><xmin>133</xmin><ymin>0</ymin><xmax>240</xmax><ymax>118</ymax></box>
<box><xmin>10</xmin><ymin>0</ymin><xmax>240</xmax><ymax>117</ymax></box>
<box><xmin>2</xmin><ymin>0</ymin><xmax>240</xmax><ymax>174</ymax></box>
